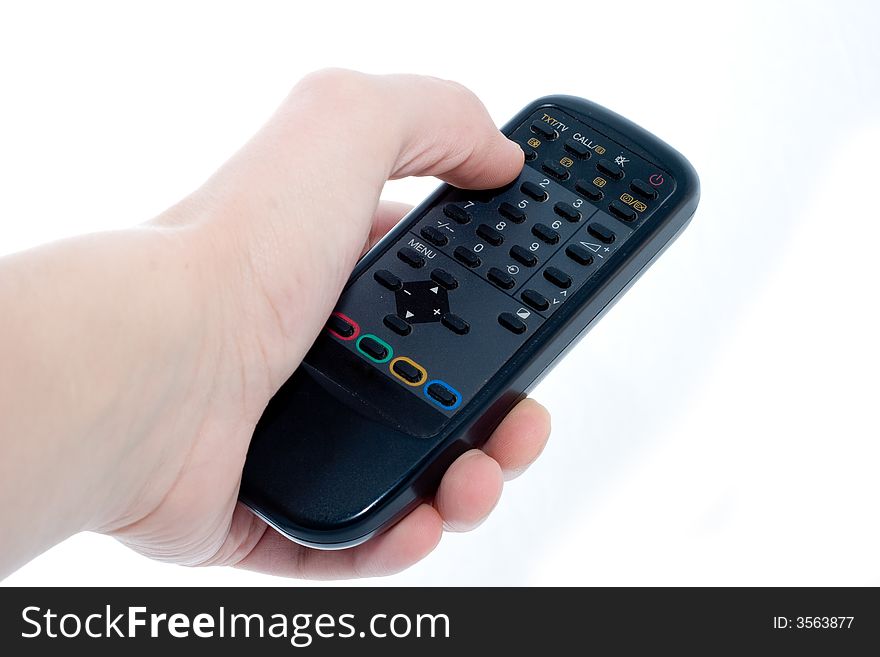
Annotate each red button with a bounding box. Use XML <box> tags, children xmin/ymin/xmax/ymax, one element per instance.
<box><xmin>326</xmin><ymin>312</ymin><xmax>359</xmax><ymax>341</ymax></box>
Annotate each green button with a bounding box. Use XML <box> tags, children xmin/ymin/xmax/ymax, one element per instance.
<box><xmin>356</xmin><ymin>334</ymin><xmax>393</xmax><ymax>363</ymax></box>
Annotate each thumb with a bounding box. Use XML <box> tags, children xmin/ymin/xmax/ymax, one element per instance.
<box><xmin>177</xmin><ymin>70</ymin><xmax>524</xmax><ymax>380</ymax></box>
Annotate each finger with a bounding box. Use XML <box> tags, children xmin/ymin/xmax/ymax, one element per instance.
<box><xmin>365</xmin><ymin>200</ymin><xmax>413</xmax><ymax>254</ymax></box>
<box><xmin>285</xmin><ymin>70</ymin><xmax>525</xmax><ymax>190</ymax></box>
<box><xmin>434</xmin><ymin>449</ymin><xmax>503</xmax><ymax>532</ymax></box>
<box><xmin>234</xmin><ymin>503</ymin><xmax>443</xmax><ymax>580</ymax></box>
<box><xmin>482</xmin><ymin>398</ymin><xmax>551</xmax><ymax>481</ymax></box>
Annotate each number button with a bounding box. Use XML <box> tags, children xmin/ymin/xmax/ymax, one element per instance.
<box><xmin>476</xmin><ymin>223</ymin><xmax>504</xmax><ymax>246</ymax></box>
<box><xmin>443</xmin><ymin>203</ymin><xmax>471</xmax><ymax>224</ymax></box>
<box><xmin>553</xmin><ymin>202</ymin><xmax>581</xmax><ymax>222</ymax></box>
<box><xmin>499</xmin><ymin>202</ymin><xmax>526</xmax><ymax>223</ymax></box>
<box><xmin>521</xmin><ymin>181</ymin><xmax>548</xmax><ymax>202</ymax></box>
<box><xmin>454</xmin><ymin>246</ymin><xmax>481</xmax><ymax>268</ymax></box>
<box><xmin>509</xmin><ymin>245</ymin><xmax>538</xmax><ymax>267</ymax></box>
<box><xmin>531</xmin><ymin>223</ymin><xmax>559</xmax><ymax>245</ymax></box>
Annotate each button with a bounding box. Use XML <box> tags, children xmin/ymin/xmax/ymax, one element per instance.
<box><xmin>563</xmin><ymin>138</ymin><xmax>592</xmax><ymax>159</ymax></box>
<box><xmin>499</xmin><ymin>202</ymin><xmax>526</xmax><ymax>223</ymax></box>
<box><xmin>326</xmin><ymin>312</ymin><xmax>359</xmax><ymax>340</ymax></box>
<box><xmin>648</xmin><ymin>173</ymin><xmax>665</xmax><ymax>187</ymax></box>
<box><xmin>420</xmin><ymin>225</ymin><xmax>448</xmax><ymax>247</ymax></box>
<box><xmin>542</xmin><ymin>159</ymin><xmax>570</xmax><ymax>181</ymax></box>
<box><xmin>454</xmin><ymin>245</ymin><xmax>481</xmax><ymax>268</ymax></box>
<box><xmin>441</xmin><ymin>312</ymin><xmax>470</xmax><ymax>335</ymax></box>
<box><xmin>397</xmin><ymin>246</ymin><xmax>425</xmax><ymax>268</ymax></box>
<box><xmin>383</xmin><ymin>313</ymin><xmax>412</xmax><ymax>336</ymax></box>
<box><xmin>609</xmin><ymin>200</ymin><xmax>638</xmax><ymax>222</ymax></box>
<box><xmin>395</xmin><ymin>280</ymin><xmax>449</xmax><ymax>323</ymax></box>
<box><xmin>553</xmin><ymin>202</ymin><xmax>581</xmax><ymax>222</ymax></box>
<box><xmin>532</xmin><ymin>223</ymin><xmax>559</xmax><ymax>245</ymax></box>
<box><xmin>373</xmin><ymin>269</ymin><xmax>402</xmax><ymax>291</ymax></box>
<box><xmin>565</xmin><ymin>244</ymin><xmax>594</xmax><ymax>266</ymax></box>
<box><xmin>597</xmin><ymin>158</ymin><xmax>624</xmax><ymax>180</ymax></box>
<box><xmin>521</xmin><ymin>181</ymin><xmax>548</xmax><ymax>202</ymax></box>
<box><xmin>425</xmin><ymin>380</ymin><xmax>461</xmax><ymax>409</ymax></box>
<box><xmin>522</xmin><ymin>146</ymin><xmax>537</xmax><ymax>162</ymax></box>
<box><xmin>443</xmin><ymin>203</ymin><xmax>471</xmax><ymax>224</ymax></box>
<box><xmin>356</xmin><ymin>334</ymin><xmax>392</xmax><ymax>363</ymax></box>
<box><xmin>543</xmin><ymin>267</ymin><xmax>572</xmax><ymax>289</ymax></box>
<box><xmin>488</xmin><ymin>267</ymin><xmax>515</xmax><ymax>290</ymax></box>
<box><xmin>575</xmin><ymin>179</ymin><xmax>604</xmax><ymax>202</ymax></box>
<box><xmin>630</xmin><ymin>178</ymin><xmax>659</xmax><ymax>200</ymax></box>
<box><xmin>498</xmin><ymin>312</ymin><xmax>527</xmax><ymax>334</ymax></box>
<box><xmin>431</xmin><ymin>268</ymin><xmax>458</xmax><ymax>290</ymax></box>
<box><xmin>510</xmin><ymin>245</ymin><xmax>538</xmax><ymax>267</ymax></box>
<box><xmin>587</xmin><ymin>222</ymin><xmax>616</xmax><ymax>244</ymax></box>
<box><xmin>476</xmin><ymin>223</ymin><xmax>504</xmax><ymax>246</ymax></box>
<box><xmin>521</xmin><ymin>288</ymin><xmax>549</xmax><ymax>311</ymax></box>
<box><xmin>390</xmin><ymin>357</ymin><xmax>426</xmax><ymax>386</ymax></box>
<box><xmin>530</xmin><ymin>119</ymin><xmax>558</xmax><ymax>140</ymax></box>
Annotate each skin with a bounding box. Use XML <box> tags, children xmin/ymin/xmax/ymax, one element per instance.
<box><xmin>0</xmin><ymin>70</ymin><xmax>551</xmax><ymax>581</ymax></box>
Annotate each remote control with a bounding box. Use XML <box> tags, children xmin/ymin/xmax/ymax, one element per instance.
<box><xmin>240</xmin><ymin>95</ymin><xmax>700</xmax><ymax>548</ymax></box>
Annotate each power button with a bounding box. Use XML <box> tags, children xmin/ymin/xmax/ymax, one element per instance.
<box><xmin>648</xmin><ymin>173</ymin><xmax>665</xmax><ymax>187</ymax></box>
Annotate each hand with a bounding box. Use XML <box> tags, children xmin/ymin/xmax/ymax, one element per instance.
<box><xmin>0</xmin><ymin>70</ymin><xmax>551</xmax><ymax>579</ymax></box>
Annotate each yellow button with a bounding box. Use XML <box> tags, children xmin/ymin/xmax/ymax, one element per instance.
<box><xmin>389</xmin><ymin>357</ymin><xmax>427</xmax><ymax>386</ymax></box>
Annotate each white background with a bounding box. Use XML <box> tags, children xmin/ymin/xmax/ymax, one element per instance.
<box><xmin>2</xmin><ymin>0</ymin><xmax>879</xmax><ymax>586</ymax></box>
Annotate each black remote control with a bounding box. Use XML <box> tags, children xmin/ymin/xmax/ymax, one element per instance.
<box><xmin>240</xmin><ymin>96</ymin><xmax>700</xmax><ymax>548</ymax></box>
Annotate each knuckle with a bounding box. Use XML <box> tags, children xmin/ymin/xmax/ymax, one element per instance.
<box><xmin>442</xmin><ymin>78</ymin><xmax>480</xmax><ymax>104</ymax></box>
<box><xmin>291</xmin><ymin>67</ymin><xmax>373</xmax><ymax>106</ymax></box>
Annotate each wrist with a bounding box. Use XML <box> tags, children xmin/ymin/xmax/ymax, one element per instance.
<box><xmin>0</xmin><ymin>226</ymin><xmax>215</xmax><ymax>572</ymax></box>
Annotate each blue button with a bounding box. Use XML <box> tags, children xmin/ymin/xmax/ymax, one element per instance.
<box><xmin>424</xmin><ymin>379</ymin><xmax>461</xmax><ymax>410</ymax></box>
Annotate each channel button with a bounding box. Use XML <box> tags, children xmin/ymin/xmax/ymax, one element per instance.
<box><xmin>521</xmin><ymin>288</ymin><xmax>550</xmax><ymax>311</ymax></box>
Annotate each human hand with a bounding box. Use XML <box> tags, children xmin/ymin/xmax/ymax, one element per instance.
<box><xmin>0</xmin><ymin>70</ymin><xmax>551</xmax><ymax>579</ymax></box>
